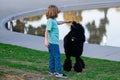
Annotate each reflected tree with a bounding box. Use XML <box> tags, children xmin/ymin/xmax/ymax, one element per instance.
<box><xmin>27</xmin><ymin>24</ymin><xmax>46</xmax><ymax>37</ymax></box>
<box><xmin>13</xmin><ymin>19</ymin><xmax>25</xmax><ymax>33</ymax></box>
<box><xmin>86</xmin><ymin>21</ymin><xmax>101</xmax><ymax>44</ymax></box>
<box><xmin>27</xmin><ymin>25</ymin><xmax>36</xmax><ymax>35</ymax></box>
<box><xmin>36</xmin><ymin>24</ymin><xmax>46</xmax><ymax>37</ymax></box>
<box><xmin>86</xmin><ymin>8</ymin><xmax>109</xmax><ymax>45</ymax></box>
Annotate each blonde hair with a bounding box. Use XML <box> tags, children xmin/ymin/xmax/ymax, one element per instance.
<box><xmin>46</xmin><ymin>5</ymin><xmax>60</xmax><ymax>19</ymax></box>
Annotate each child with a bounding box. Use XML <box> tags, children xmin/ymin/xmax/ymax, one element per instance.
<box><xmin>44</xmin><ymin>5</ymin><xmax>72</xmax><ymax>78</ymax></box>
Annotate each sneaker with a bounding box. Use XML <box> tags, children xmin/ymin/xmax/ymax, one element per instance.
<box><xmin>55</xmin><ymin>73</ymin><xmax>68</xmax><ymax>78</ymax></box>
<box><xmin>48</xmin><ymin>72</ymin><xmax>54</xmax><ymax>76</ymax></box>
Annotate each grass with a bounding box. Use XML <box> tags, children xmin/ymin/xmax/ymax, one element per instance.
<box><xmin>0</xmin><ymin>43</ymin><xmax>120</xmax><ymax>80</ymax></box>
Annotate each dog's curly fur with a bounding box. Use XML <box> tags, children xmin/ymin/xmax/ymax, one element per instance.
<box><xmin>63</xmin><ymin>21</ymin><xmax>85</xmax><ymax>72</ymax></box>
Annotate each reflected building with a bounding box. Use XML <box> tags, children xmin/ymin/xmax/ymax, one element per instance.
<box><xmin>24</xmin><ymin>15</ymin><xmax>42</xmax><ymax>21</ymax></box>
<box><xmin>63</xmin><ymin>10</ymin><xmax>83</xmax><ymax>26</ymax></box>
<box><xmin>116</xmin><ymin>7</ymin><xmax>120</xmax><ymax>11</ymax></box>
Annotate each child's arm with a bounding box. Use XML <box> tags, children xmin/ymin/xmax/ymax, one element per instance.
<box><xmin>58</xmin><ymin>20</ymin><xmax>72</xmax><ymax>25</ymax></box>
<box><xmin>44</xmin><ymin>30</ymin><xmax>49</xmax><ymax>47</ymax></box>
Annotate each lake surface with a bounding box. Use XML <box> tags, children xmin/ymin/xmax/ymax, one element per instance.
<box><xmin>6</xmin><ymin>7</ymin><xmax>120</xmax><ymax>47</ymax></box>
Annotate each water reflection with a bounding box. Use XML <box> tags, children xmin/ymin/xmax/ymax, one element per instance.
<box><xmin>5</xmin><ymin>7</ymin><xmax>120</xmax><ymax>47</ymax></box>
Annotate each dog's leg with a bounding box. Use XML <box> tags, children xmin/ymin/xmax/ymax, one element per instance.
<box><xmin>74</xmin><ymin>57</ymin><xmax>82</xmax><ymax>72</ymax></box>
<box><xmin>63</xmin><ymin>55</ymin><xmax>72</xmax><ymax>71</ymax></box>
<box><xmin>80</xmin><ymin>57</ymin><xmax>85</xmax><ymax>69</ymax></box>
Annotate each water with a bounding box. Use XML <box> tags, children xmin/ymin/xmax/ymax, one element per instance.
<box><xmin>6</xmin><ymin>7</ymin><xmax>120</xmax><ymax>47</ymax></box>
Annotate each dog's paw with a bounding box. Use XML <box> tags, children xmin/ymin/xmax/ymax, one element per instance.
<box><xmin>63</xmin><ymin>59</ymin><xmax>72</xmax><ymax>71</ymax></box>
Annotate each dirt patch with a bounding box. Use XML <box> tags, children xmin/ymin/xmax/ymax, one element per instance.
<box><xmin>0</xmin><ymin>74</ymin><xmax>24</xmax><ymax>80</ymax></box>
<box><xmin>0</xmin><ymin>73</ymin><xmax>45</xmax><ymax>80</ymax></box>
<box><xmin>0</xmin><ymin>67</ymin><xmax>45</xmax><ymax>80</ymax></box>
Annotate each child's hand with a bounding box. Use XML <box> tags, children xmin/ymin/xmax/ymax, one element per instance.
<box><xmin>58</xmin><ymin>20</ymin><xmax>72</xmax><ymax>25</ymax></box>
<box><xmin>66</xmin><ymin>20</ymin><xmax>72</xmax><ymax>23</ymax></box>
<box><xmin>44</xmin><ymin>40</ymin><xmax>49</xmax><ymax>47</ymax></box>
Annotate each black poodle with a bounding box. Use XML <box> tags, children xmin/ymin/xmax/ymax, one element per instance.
<box><xmin>63</xmin><ymin>21</ymin><xmax>85</xmax><ymax>72</ymax></box>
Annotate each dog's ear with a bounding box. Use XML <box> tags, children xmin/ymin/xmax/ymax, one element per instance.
<box><xmin>71</xmin><ymin>21</ymin><xmax>77</xmax><ymax>29</ymax></box>
<box><xmin>72</xmin><ymin>21</ymin><xmax>76</xmax><ymax>25</ymax></box>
